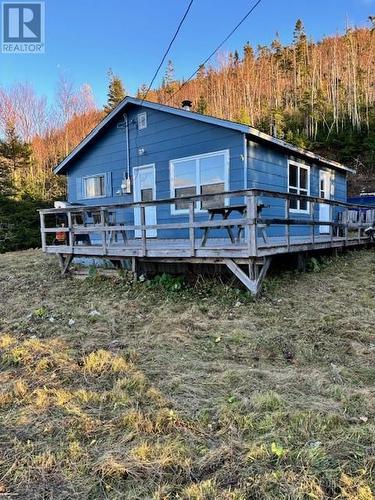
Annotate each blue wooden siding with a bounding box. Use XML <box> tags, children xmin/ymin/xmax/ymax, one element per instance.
<box><xmin>247</xmin><ymin>141</ymin><xmax>347</xmax><ymax>238</ymax></box>
<box><xmin>67</xmin><ymin>105</ymin><xmax>245</xmax><ymax>239</ymax></box>
<box><xmin>65</xmin><ymin>104</ymin><xmax>348</xmax><ymax>241</ymax></box>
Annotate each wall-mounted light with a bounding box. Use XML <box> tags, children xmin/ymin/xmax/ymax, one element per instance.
<box><xmin>138</xmin><ymin>147</ymin><xmax>145</xmax><ymax>156</ymax></box>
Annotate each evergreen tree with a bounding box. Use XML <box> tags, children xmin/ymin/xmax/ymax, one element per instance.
<box><xmin>243</xmin><ymin>42</ymin><xmax>254</xmax><ymax>65</ymax></box>
<box><xmin>238</xmin><ymin>108</ymin><xmax>251</xmax><ymax>125</ymax></box>
<box><xmin>293</xmin><ymin>19</ymin><xmax>307</xmax><ymax>45</ymax></box>
<box><xmin>271</xmin><ymin>32</ymin><xmax>283</xmax><ymax>58</ymax></box>
<box><xmin>196</xmin><ymin>64</ymin><xmax>206</xmax><ymax>80</ymax></box>
<box><xmin>0</xmin><ymin>155</ymin><xmax>14</xmax><ymax>198</ymax></box>
<box><xmin>1</xmin><ymin>124</ymin><xmax>32</xmax><ymax>172</ymax></box>
<box><xmin>293</xmin><ymin>18</ymin><xmax>307</xmax><ymax>65</ymax></box>
<box><xmin>162</xmin><ymin>60</ymin><xmax>175</xmax><ymax>96</ymax></box>
<box><xmin>0</xmin><ymin>124</ymin><xmax>32</xmax><ymax>197</ymax></box>
<box><xmin>197</xmin><ymin>95</ymin><xmax>208</xmax><ymax>114</ymax></box>
<box><xmin>104</xmin><ymin>69</ymin><xmax>126</xmax><ymax>114</ymax></box>
<box><xmin>136</xmin><ymin>83</ymin><xmax>148</xmax><ymax>99</ymax></box>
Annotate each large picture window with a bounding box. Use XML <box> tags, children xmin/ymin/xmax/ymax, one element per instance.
<box><xmin>83</xmin><ymin>175</ymin><xmax>105</xmax><ymax>198</ymax></box>
<box><xmin>170</xmin><ymin>150</ymin><xmax>229</xmax><ymax>213</ymax></box>
<box><xmin>288</xmin><ymin>161</ymin><xmax>310</xmax><ymax>212</ymax></box>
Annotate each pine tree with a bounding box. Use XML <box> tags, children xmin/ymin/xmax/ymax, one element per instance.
<box><xmin>162</xmin><ymin>60</ymin><xmax>175</xmax><ymax>97</ymax></box>
<box><xmin>197</xmin><ymin>95</ymin><xmax>208</xmax><ymax>114</ymax></box>
<box><xmin>196</xmin><ymin>64</ymin><xmax>206</xmax><ymax>80</ymax></box>
<box><xmin>243</xmin><ymin>42</ymin><xmax>254</xmax><ymax>65</ymax></box>
<box><xmin>136</xmin><ymin>83</ymin><xmax>149</xmax><ymax>99</ymax></box>
<box><xmin>238</xmin><ymin>108</ymin><xmax>251</xmax><ymax>125</ymax></box>
<box><xmin>0</xmin><ymin>124</ymin><xmax>32</xmax><ymax>197</ymax></box>
<box><xmin>293</xmin><ymin>18</ymin><xmax>307</xmax><ymax>65</ymax></box>
<box><xmin>271</xmin><ymin>33</ymin><xmax>283</xmax><ymax>58</ymax></box>
<box><xmin>104</xmin><ymin>69</ymin><xmax>126</xmax><ymax>114</ymax></box>
<box><xmin>0</xmin><ymin>155</ymin><xmax>14</xmax><ymax>198</ymax></box>
<box><xmin>1</xmin><ymin>124</ymin><xmax>32</xmax><ymax>171</ymax></box>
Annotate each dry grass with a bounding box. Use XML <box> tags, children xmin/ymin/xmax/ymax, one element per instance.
<box><xmin>0</xmin><ymin>249</ymin><xmax>374</xmax><ymax>499</ymax></box>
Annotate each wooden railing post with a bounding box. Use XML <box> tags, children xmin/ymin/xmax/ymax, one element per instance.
<box><xmin>329</xmin><ymin>205</ymin><xmax>333</xmax><ymax>243</ymax></box>
<box><xmin>100</xmin><ymin>208</ymin><xmax>107</xmax><ymax>254</ymax></box>
<box><xmin>246</xmin><ymin>193</ymin><xmax>257</xmax><ymax>257</ymax></box>
<box><xmin>188</xmin><ymin>201</ymin><xmax>195</xmax><ymax>257</ymax></box>
<box><xmin>285</xmin><ymin>198</ymin><xmax>290</xmax><ymax>250</ymax></box>
<box><xmin>344</xmin><ymin>208</ymin><xmax>348</xmax><ymax>243</ymax></box>
<box><xmin>140</xmin><ymin>205</ymin><xmax>146</xmax><ymax>257</ymax></box>
<box><xmin>39</xmin><ymin>212</ymin><xmax>46</xmax><ymax>251</ymax></box>
<box><xmin>67</xmin><ymin>210</ymin><xmax>73</xmax><ymax>248</ymax></box>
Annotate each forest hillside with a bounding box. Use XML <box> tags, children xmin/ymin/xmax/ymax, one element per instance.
<box><xmin>145</xmin><ymin>22</ymin><xmax>375</xmax><ymax>195</ymax></box>
<box><xmin>0</xmin><ymin>20</ymin><xmax>374</xmax><ymax>205</ymax></box>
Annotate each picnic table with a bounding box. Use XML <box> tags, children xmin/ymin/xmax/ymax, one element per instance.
<box><xmin>201</xmin><ymin>203</ymin><xmax>268</xmax><ymax>247</ymax></box>
<box><xmin>71</xmin><ymin>209</ymin><xmax>126</xmax><ymax>246</ymax></box>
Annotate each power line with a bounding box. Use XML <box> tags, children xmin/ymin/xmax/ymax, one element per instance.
<box><xmin>167</xmin><ymin>0</ymin><xmax>263</xmax><ymax>104</ymax></box>
<box><xmin>141</xmin><ymin>0</ymin><xmax>194</xmax><ymax>104</ymax></box>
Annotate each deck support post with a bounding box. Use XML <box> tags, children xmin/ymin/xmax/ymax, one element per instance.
<box><xmin>297</xmin><ymin>252</ymin><xmax>307</xmax><ymax>272</ymax></box>
<box><xmin>224</xmin><ymin>257</ymin><xmax>271</xmax><ymax>296</ymax></box>
<box><xmin>57</xmin><ymin>253</ymin><xmax>73</xmax><ymax>276</ymax></box>
<box><xmin>132</xmin><ymin>257</ymin><xmax>139</xmax><ymax>281</ymax></box>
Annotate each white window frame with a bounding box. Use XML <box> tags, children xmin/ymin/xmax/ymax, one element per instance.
<box><xmin>137</xmin><ymin>112</ymin><xmax>147</xmax><ymax>130</ymax></box>
<box><xmin>82</xmin><ymin>174</ymin><xmax>106</xmax><ymax>199</ymax></box>
<box><xmin>169</xmin><ymin>149</ymin><xmax>230</xmax><ymax>215</ymax></box>
<box><xmin>287</xmin><ymin>160</ymin><xmax>310</xmax><ymax>214</ymax></box>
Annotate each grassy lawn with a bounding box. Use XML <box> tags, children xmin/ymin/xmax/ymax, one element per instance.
<box><xmin>0</xmin><ymin>249</ymin><xmax>374</xmax><ymax>499</ymax></box>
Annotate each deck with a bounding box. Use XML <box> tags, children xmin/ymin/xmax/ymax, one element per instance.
<box><xmin>39</xmin><ymin>189</ymin><xmax>374</xmax><ymax>294</ymax></box>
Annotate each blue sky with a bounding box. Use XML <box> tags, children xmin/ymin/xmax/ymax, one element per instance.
<box><xmin>0</xmin><ymin>0</ymin><xmax>374</xmax><ymax>107</ymax></box>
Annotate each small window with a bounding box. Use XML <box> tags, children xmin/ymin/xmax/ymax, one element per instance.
<box><xmin>83</xmin><ymin>175</ymin><xmax>105</xmax><ymax>198</ymax></box>
<box><xmin>137</xmin><ymin>112</ymin><xmax>147</xmax><ymax>130</ymax></box>
<box><xmin>141</xmin><ymin>188</ymin><xmax>153</xmax><ymax>202</ymax></box>
<box><xmin>288</xmin><ymin>161</ymin><xmax>309</xmax><ymax>212</ymax></box>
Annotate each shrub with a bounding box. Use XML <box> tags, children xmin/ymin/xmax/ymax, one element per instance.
<box><xmin>0</xmin><ymin>196</ymin><xmax>49</xmax><ymax>253</ymax></box>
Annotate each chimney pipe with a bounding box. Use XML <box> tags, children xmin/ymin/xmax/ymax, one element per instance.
<box><xmin>181</xmin><ymin>99</ymin><xmax>192</xmax><ymax>111</ymax></box>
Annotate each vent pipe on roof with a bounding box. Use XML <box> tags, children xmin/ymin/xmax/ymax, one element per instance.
<box><xmin>181</xmin><ymin>99</ymin><xmax>192</xmax><ymax>111</ymax></box>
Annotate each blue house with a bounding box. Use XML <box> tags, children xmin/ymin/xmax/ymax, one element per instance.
<box><xmin>40</xmin><ymin>97</ymin><xmax>368</xmax><ymax>293</ymax></box>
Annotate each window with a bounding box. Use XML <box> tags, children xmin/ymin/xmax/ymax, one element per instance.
<box><xmin>288</xmin><ymin>161</ymin><xmax>310</xmax><ymax>212</ymax></box>
<box><xmin>83</xmin><ymin>175</ymin><xmax>105</xmax><ymax>198</ymax></box>
<box><xmin>137</xmin><ymin>112</ymin><xmax>147</xmax><ymax>130</ymax></box>
<box><xmin>170</xmin><ymin>150</ymin><xmax>228</xmax><ymax>213</ymax></box>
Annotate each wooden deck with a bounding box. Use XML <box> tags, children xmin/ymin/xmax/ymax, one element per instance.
<box><xmin>39</xmin><ymin>189</ymin><xmax>374</xmax><ymax>294</ymax></box>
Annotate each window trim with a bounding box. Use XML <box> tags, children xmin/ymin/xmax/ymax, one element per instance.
<box><xmin>287</xmin><ymin>160</ymin><xmax>310</xmax><ymax>214</ymax></box>
<box><xmin>137</xmin><ymin>111</ymin><xmax>147</xmax><ymax>130</ymax></box>
<box><xmin>169</xmin><ymin>149</ymin><xmax>230</xmax><ymax>215</ymax></box>
<box><xmin>82</xmin><ymin>173</ymin><xmax>107</xmax><ymax>199</ymax></box>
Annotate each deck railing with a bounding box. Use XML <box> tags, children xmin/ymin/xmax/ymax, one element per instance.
<box><xmin>39</xmin><ymin>189</ymin><xmax>374</xmax><ymax>260</ymax></box>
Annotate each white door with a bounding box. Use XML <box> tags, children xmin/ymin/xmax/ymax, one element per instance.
<box><xmin>319</xmin><ymin>171</ymin><xmax>331</xmax><ymax>234</ymax></box>
<box><xmin>133</xmin><ymin>165</ymin><xmax>157</xmax><ymax>238</ymax></box>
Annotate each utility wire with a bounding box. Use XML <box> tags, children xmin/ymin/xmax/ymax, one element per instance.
<box><xmin>167</xmin><ymin>0</ymin><xmax>263</xmax><ymax>104</ymax></box>
<box><xmin>141</xmin><ymin>0</ymin><xmax>194</xmax><ymax>104</ymax></box>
